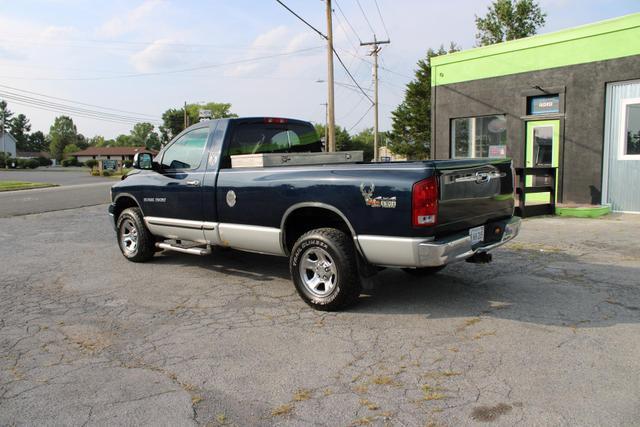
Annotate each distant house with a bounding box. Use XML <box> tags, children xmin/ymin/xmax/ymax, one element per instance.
<box><xmin>0</xmin><ymin>132</ymin><xmax>17</xmax><ymax>157</ymax></box>
<box><xmin>378</xmin><ymin>146</ymin><xmax>407</xmax><ymax>162</ymax></box>
<box><xmin>71</xmin><ymin>146</ymin><xmax>158</xmax><ymax>163</ymax></box>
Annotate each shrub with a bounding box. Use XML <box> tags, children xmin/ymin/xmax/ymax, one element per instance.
<box><xmin>26</xmin><ymin>159</ymin><xmax>39</xmax><ymax>169</ymax></box>
<box><xmin>85</xmin><ymin>159</ymin><xmax>98</xmax><ymax>169</ymax></box>
<box><xmin>16</xmin><ymin>158</ymin><xmax>28</xmax><ymax>169</ymax></box>
<box><xmin>0</xmin><ymin>153</ymin><xmax>6</xmax><ymax>168</ymax></box>
<box><xmin>101</xmin><ymin>169</ymin><xmax>113</xmax><ymax>177</ymax></box>
<box><xmin>6</xmin><ymin>158</ymin><xmax>18</xmax><ymax>168</ymax></box>
<box><xmin>91</xmin><ymin>169</ymin><xmax>101</xmax><ymax>176</ymax></box>
<box><xmin>123</xmin><ymin>160</ymin><xmax>133</xmax><ymax>168</ymax></box>
<box><xmin>37</xmin><ymin>156</ymin><xmax>52</xmax><ymax>166</ymax></box>
<box><xmin>61</xmin><ymin>157</ymin><xmax>80</xmax><ymax>167</ymax></box>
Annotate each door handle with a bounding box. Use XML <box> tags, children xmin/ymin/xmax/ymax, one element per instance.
<box><xmin>186</xmin><ymin>180</ymin><xmax>200</xmax><ymax>186</ymax></box>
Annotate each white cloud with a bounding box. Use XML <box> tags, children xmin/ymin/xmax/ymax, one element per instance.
<box><xmin>225</xmin><ymin>26</ymin><xmax>320</xmax><ymax>78</ymax></box>
<box><xmin>40</xmin><ymin>25</ymin><xmax>75</xmax><ymax>40</ymax></box>
<box><xmin>98</xmin><ymin>0</ymin><xmax>167</xmax><ymax>38</ymax></box>
<box><xmin>129</xmin><ymin>38</ymin><xmax>185</xmax><ymax>72</ymax></box>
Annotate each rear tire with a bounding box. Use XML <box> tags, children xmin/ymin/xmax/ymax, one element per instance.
<box><xmin>290</xmin><ymin>228</ymin><xmax>361</xmax><ymax>311</ymax></box>
<box><xmin>402</xmin><ymin>266</ymin><xmax>446</xmax><ymax>276</ymax></box>
<box><xmin>116</xmin><ymin>207</ymin><xmax>155</xmax><ymax>262</ymax></box>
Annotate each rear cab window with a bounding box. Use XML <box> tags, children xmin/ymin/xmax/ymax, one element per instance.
<box><xmin>222</xmin><ymin>119</ymin><xmax>321</xmax><ymax>167</ymax></box>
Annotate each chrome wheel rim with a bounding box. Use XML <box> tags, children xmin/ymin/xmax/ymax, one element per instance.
<box><xmin>120</xmin><ymin>218</ymin><xmax>138</xmax><ymax>255</ymax></box>
<box><xmin>298</xmin><ymin>247</ymin><xmax>338</xmax><ymax>297</ymax></box>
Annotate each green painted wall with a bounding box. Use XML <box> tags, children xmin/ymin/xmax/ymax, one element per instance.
<box><xmin>431</xmin><ymin>13</ymin><xmax>640</xmax><ymax>86</ymax></box>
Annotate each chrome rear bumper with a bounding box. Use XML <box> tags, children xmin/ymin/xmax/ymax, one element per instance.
<box><xmin>357</xmin><ymin>217</ymin><xmax>521</xmax><ymax>268</ymax></box>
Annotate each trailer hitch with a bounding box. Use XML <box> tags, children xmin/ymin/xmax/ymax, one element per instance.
<box><xmin>465</xmin><ymin>252</ymin><xmax>493</xmax><ymax>264</ymax></box>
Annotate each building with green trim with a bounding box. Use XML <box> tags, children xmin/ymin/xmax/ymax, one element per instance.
<box><xmin>430</xmin><ymin>13</ymin><xmax>640</xmax><ymax>212</ymax></box>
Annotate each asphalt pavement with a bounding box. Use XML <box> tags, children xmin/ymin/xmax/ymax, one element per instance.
<box><xmin>0</xmin><ymin>169</ymin><xmax>113</xmax><ymax>217</ymax></box>
<box><xmin>0</xmin><ymin>206</ymin><xmax>638</xmax><ymax>426</ymax></box>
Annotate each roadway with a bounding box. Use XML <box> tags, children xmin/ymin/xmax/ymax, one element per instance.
<box><xmin>0</xmin><ymin>169</ymin><xmax>113</xmax><ymax>217</ymax></box>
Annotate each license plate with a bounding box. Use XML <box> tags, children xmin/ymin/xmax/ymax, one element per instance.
<box><xmin>470</xmin><ymin>226</ymin><xmax>484</xmax><ymax>245</ymax></box>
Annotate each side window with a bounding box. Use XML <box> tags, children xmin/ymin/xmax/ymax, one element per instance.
<box><xmin>161</xmin><ymin>127</ymin><xmax>209</xmax><ymax>170</ymax></box>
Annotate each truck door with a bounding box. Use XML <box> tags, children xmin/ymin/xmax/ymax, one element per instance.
<box><xmin>142</xmin><ymin>126</ymin><xmax>210</xmax><ymax>226</ymax></box>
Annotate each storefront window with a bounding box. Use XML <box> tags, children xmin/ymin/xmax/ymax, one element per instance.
<box><xmin>624</xmin><ymin>103</ymin><xmax>640</xmax><ymax>156</ymax></box>
<box><xmin>451</xmin><ymin>115</ymin><xmax>507</xmax><ymax>158</ymax></box>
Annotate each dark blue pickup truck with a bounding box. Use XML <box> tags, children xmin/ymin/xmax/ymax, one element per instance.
<box><xmin>109</xmin><ymin>117</ymin><xmax>521</xmax><ymax>310</ymax></box>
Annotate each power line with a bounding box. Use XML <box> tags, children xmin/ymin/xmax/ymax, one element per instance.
<box><xmin>3</xmin><ymin>98</ymin><xmax>152</xmax><ymax>126</ymax></box>
<box><xmin>0</xmin><ymin>91</ymin><xmax>161</xmax><ymax>124</ymax></box>
<box><xmin>0</xmin><ymin>89</ymin><xmax>160</xmax><ymax>123</ymax></box>
<box><xmin>355</xmin><ymin>0</ymin><xmax>376</xmax><ymax>36</ymax></box>
<box><xmin>332</xmin><ymin>47</ymin><xmax>374</xmax><ymax>105</ymax></box>
<box><xmin>336</xmin><ymin>47</ymin><xmax>412</xmax><ymax>79</ymax></box>
<box><xmin>0</xmin><ymin>84</ymin><xmax>159</xmax><ymax>119</ymax></box>
<box><xmin>348</xmin><ymin>103</ymin><xmax>373</xmax><ymax>132</ymax></box>
<box><xmin>373</xmin><ymin>0</ymin><xmax>391</xmax><ymax>40</ymax></box>
<box><xmin>0</xmin><ymin>46</ymin><xmax>324</xmax><ymax>81</ymax></box>
<box><xmin>334</xmin><ymin>0</ymin><xmax>362</xmax><ymax>43</ymax></box>
<box><xmin>274</xmin><ymin>0</ymin><xmax>327</xmax><ymax>39</ymax></box>
<box><xmin>338</xmin><ymin>81</ymin><xmax>373</xmax><ymax>121</ymax></box>
<box><xmin>331</xmin><ymin>9</ymin><xmax>359</xmax><ymax>52</ymax></box>
<box><xmin>0</xmin><ymin>35</ymin><xmax>310</xmax><ymax>51</ymax></box>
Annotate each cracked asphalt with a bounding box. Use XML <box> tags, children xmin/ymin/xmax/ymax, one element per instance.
<box><xmin>1</xmin><ymin>206</ymin><xmax>639</xmax><ymax>426</ymax></box>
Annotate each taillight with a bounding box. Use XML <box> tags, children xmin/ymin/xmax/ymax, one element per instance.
<box><xmin>412</xmin><ymin>176</ymin><xmax>438</xmax><ymax>227</ymax></box>
<box><xmin>264</xmin><ymin>117</ymin><xmax>288</xmax><ymax>124</ymax></box>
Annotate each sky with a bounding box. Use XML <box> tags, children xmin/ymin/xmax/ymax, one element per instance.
<box><xmin>0</xmin><ymin>0</ymin><xmax>638</xmax><ymax>139</ymax></box>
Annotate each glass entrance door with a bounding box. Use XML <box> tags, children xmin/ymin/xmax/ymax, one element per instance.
<box><xmin>525</xmin><ymin>120</ymin><xmax>560</xmax><ymax>202</ymax></box>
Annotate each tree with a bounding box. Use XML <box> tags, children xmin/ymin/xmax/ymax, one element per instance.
<box><xmin>389</xmin><ymin>44</ymin><xmax>459</xmax><ymax>160</ymax></box>
<box><xmin>160</xmin><ymin>108</ymin><xmax>184</xmax><ymax>143</ymax></box>
<box><xmin>113</xmin><ymin>134</ymin><xmax>132</xmax><ymax>147</ymax></box>
<box><xmin>185</xmin><ymin>102</ymin><xmax>237</xmax><ymax>124</ymax></box>
<box><xmin>63</xmin><ymin>143</ymin><xmax>80</xmax><ymax>158</ymax></box>
<box><xmin>160</xmin><ymin>102</ymin><xmax>237</xmax><ymax>143</ymax></box>
<box><xmin>88</xmin><ymin>135</ymin><xmax>107</xmax><ymax>147</ymax></box>
<box><xmin>49</xmin><ymin>116</ymin><xmax>78</xmax><ymax>162</ymax></box>
<box><xmin>130</xmin><ymin>122</ymin><xmax>161</xmax><ymax>150</ymax></box>
<box><xmin>76</xmin><ymin>133</ymin><xmax>89</xmax><ymax>150</ymax></box>
<box><xmin>475</xmin><ymin>0</ymin><xmax>546</xmax><ymax>46</ymax></box>
<box><xmin>27</xmin><ymin>131</ymin><xmax>48</xmax><ymax>152</ymax></box>
<box><xmin>0</xmin><ymin>100</ymin><xmax>13</xmax><ymax>133</ymax></box>
<box><xmin>314</xmin><ymin>123</ymin><xmax>352</xmax><ymax>152</ymax></box>
<box><xmin>9</xmin><ymin>114</ymin><xmax>31</xmax><ymax>151</ymax></box>
<box><xmin>350</xmin><ymin>128</ymin><xmax>378</xmax><ymax>162</ymax></box>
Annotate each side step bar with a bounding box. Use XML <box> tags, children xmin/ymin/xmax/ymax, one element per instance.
<box><xmin>156</xmin><ymin>242</ymin><xmax>212</xmax><ymax>256</ymax></box>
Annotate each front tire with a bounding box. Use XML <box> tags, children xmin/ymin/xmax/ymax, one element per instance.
<box><xmin>290</xmin><ymin>228</ymin><xmax>361</xmax><ymax>311</ymax></box>
<box><xmin>116</xmin><ymin>207</ymin><xmax>155</xmax><ymax>262</ymax></box>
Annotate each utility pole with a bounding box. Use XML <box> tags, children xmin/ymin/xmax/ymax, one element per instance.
<box><xmin>183</xmin><ymin>101</ymin><xmax>188</xmax><ymax>129</ymax></box>
<box><xmin>321</xmin><ymin>102</ymin><xmax>328</xmax><ymax>151</ymax></box>
<box><xmin>360</xmin><ymin>36</ymin><xmax>390</xmax><ymax>162</ymax></box>
<box><xmin>1</xmin><ymin>116</ymin><xmax>5</xmax><ymax>166</ymax></box>
<box><xmin>325</xmin><ymin>0</ymin><xmax>336</xmax><ymax>152</ymax></box>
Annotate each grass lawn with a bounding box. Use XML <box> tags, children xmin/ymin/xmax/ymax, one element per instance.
<box><xmin>0</xmin><ymin>181</ymin><xmax>58</xmax><ymax>192</ymax></box>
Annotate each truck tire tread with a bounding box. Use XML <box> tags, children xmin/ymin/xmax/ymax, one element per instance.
<box><xmin>290</xmin><ymin>227</ymin><xmax>361</xmax><ymax>311</ymax></box>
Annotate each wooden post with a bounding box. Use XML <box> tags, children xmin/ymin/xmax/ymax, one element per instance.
<box><xmin>549</xmin><ymin>167</ymin><xmax>556</xmax><ymax>215</ymax></box>
<box><xmin>518</xmin><ymin>168</ymin><xmax>526</xmax><ymax>218</ymax></box>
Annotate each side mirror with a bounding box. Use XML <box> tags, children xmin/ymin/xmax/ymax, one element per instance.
<box><xmin>133</xmin><ymin>152</ymin><xmax>154</xmax><ymax>170</ymax></box>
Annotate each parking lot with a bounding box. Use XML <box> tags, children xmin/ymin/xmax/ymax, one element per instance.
<box><xmin>0</xmin><ymin>206</ymin><xmax>639</xmax><ymax>426</ymax></box>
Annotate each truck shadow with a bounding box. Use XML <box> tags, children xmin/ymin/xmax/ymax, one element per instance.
<box><xmin>151</xmin><ymin>246</ymin><xmax>639</xmax><ymax>329</ymax></box>
<box><xmin>152</xmin><ymin>248</ymin><xmax>292</xmax><ymax>282</ymax></box>
<box><xmin>354</xmin><ymin>248</ymin><xmax>640</xmax><ymax>329</ymax></box>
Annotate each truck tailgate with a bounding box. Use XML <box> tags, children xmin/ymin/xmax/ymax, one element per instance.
<box><xmin>434</xmin><ymin>159</ymin><xmax>514</xmax><ymax>236</ymax></box>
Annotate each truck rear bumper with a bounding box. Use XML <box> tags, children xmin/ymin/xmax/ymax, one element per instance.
<box><xmin>357</xmin><ymin>217</ymin><xmax>521</xmax><ymax>268</ymax></box>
